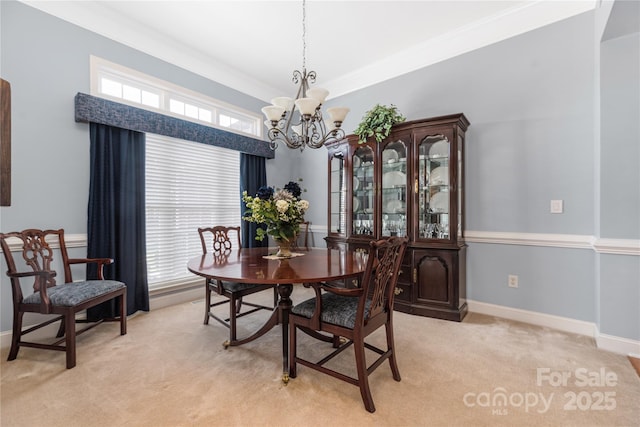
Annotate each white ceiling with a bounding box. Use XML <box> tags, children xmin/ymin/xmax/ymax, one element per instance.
<box><xmin>22</xmin><ymin>0</ymin><xmax>597</xmax><ymax>102</ymax></box>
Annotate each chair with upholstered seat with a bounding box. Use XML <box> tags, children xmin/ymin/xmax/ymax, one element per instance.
<box><xmin>198</xmin><ymin>226</ymin><xmax>276</xmax><ymax>347</ymax></box>
<box><xmin>0</xmin><ymin>228</ymin><xmax>127</xmax><ymax>369</ymax></box>
<box><xmin>288</xmin><ymin>236</ymin><xmax>408</xmax><ymax>413</ymax></box>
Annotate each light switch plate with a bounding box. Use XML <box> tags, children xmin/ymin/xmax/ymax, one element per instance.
<box><xmin>550</xmin><ymin>199</ymin><xmax>563</xmax><ymax>214</ymax></box>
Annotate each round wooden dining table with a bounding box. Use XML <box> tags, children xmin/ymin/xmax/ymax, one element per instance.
<box><xmin>188</xmin><ymin>246</ymin><xmax>368</xmax><ymax>383</ymax></box>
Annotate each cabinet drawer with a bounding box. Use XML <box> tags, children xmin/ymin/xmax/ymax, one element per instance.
<box><xmin>397</xmin><ymin>264</ymin><xmax>411</xmax><ymax>284</ymax></box>
<box><xmin>325</xmin><ymin>240</ymin><xmax>346</xmax><ymax>251</ymax></box>
<box><xmin>393</xmin><ymin>282</ymin><xmax>412</xmax><ymax>302</ymax></box>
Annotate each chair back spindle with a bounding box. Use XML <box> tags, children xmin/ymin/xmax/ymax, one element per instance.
<box><xmin>0</xmin><ymin>229</ymin><xmax>78</xmax><ymax>295</ymax></box>
<box><xmin>356</xmin><ymin>236</ymin><xmax>407</xmax><ymax>325</ymax></box>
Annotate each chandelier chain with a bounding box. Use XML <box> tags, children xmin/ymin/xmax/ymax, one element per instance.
<box><xmin>302</xmin><ymin>0</ymin><xmax>306</xmax><ymax>71</ymax></box>
<box><xmin>261</xmin><ymin>0</ymin><xmax>349</xmax><ymax>150</ymax></box>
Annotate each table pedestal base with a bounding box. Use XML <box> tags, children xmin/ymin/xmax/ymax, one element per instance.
<box><xmin>223</xmin><ymin>283</ymin><xmax>294</xmax><ymax>384</ymax></box>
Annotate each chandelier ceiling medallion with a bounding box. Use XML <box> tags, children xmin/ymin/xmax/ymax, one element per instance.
<box><xmin>261</xmin><ymin>0</ymin><xmax>349</xmax><ymax>151</ymax></box>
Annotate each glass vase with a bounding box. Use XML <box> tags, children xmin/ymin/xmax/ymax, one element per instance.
<box><xmin>274</xmin><ymin>236</ymin><xmax>296</xmax><ymax>258</ymax></box>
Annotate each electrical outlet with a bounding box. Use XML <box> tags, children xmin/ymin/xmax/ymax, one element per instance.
<box><xmin>508</xmin><ymin>274</ymin><xmax>519</xmax><ymax>288</ymax></box>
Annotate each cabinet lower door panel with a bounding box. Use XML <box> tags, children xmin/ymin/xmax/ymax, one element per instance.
<box><xmin>416</xmin><ymin>253</ymin><xmax>451</xmax><ymax>304</ymax></box>
<box><xmin>393</xmin><ymin>247</ymin><xmax>467</xmax><ymax>322</ymax></box>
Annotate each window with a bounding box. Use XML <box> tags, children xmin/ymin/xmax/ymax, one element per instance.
<box><xmin>90</xmin><ymin>57</ymin><xmax>253</xmax><ymax>291</ymax></box>
<box><xmin>145</xmin><ymin>134</ymin><xmax>240</xmax><ymax>290</ymax></box>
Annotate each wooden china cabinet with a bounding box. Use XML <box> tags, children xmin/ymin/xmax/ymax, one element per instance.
<box><xmin>325</xmin><ymin>113</ymin><xmax>470</xmax><ymax>321</ymax></box>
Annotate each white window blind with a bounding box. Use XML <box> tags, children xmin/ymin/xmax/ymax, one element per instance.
<box><xmin>145</xmin><ymin>133</ymin><xmax>240</xmax><ymax>290</ymax></box>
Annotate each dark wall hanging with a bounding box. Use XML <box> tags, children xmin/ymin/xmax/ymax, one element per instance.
<box><xmin>1</xmin><ymin>78</ymin><xmax>11</xmax><ymax>207</ymax></box>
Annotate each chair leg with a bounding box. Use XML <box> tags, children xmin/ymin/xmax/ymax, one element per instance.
<box><xmin>65</xmin><ymin>311</ymin><xmax>76</xmax><ymax>369</ymax></box>
<box><xmin>204</xmin><ymin>282</ymin><xmax>211</xmax><ymax>325</ymax></box>
<box><xmin>354</xmin><ymin>335</ymin><xmax>375</xmax><ymax>413</ymax></box>
<box><xmin>332</xmin><ymin>335</ymin><xmax>342</xmax><ymax>348</ymax></box>
<box><xmin>235</xmin><ymin>297</ymin><xmax>243</xmax><ymax>314</ymax></box>
<box><xmin>8</xmin><ymin>310</ymin><xmax>23</xmax><ymax>361</ymax></box>
<box><xmin>119</xmin><ymin>293</ymin><xmax>127</xmax><ymax>335</ymax></box>
<box><xmin>56</xmin><ymin>317</ymin><xmax>66</xmax><ymax>338</ymax></box>
<box><xmin>385</xmin><ymin>320</ymin><xmax>401</xmax><ymax>381</ymax></box>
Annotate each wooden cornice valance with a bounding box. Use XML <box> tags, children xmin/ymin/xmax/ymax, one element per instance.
<box><xmin>74</xmin><ymin>93</ymin><xmax>274</xmax><ymax>159</ymax></box>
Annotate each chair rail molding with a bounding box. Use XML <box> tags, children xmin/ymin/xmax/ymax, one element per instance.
<box><xmin>592</xmin><ymin>237</ymin><xmax>640</xmax><ymax>255</ymax></box>
<box><xmin>1</xmin><ymin>233</ymin><xmax>86</xmax><ymax>252</ymax></box>
<box><xmin>5</xmin><ymin>231</ymin><xmax>637</xmax><ymax>256</ymax></box>
<box><xmin>465</xmin><ymin>230</ymin><xmax>640</xmax><ymax>256</ymax></box>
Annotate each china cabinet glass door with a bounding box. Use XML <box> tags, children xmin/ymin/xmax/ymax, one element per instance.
<box><xmin>352</xmin><ymin>145</ymin><xmax>375</xmax><ymax>236</ymax></box>
<box><xmin>418</xmin><ymin>134</ymin><xmax>450</xmax><ymax>240</ymax></box>
<box><xmin>329</xmin><ymin>152</ymin><xmax>346</xmax><ymax>235</ymax></box>
<box><xmin>381</xmin><ymin>138</ymin><xmax>409</xmax><ymax>237</ymax></box>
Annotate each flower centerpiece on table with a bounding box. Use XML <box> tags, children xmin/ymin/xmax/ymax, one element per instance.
<box><xmin>242</xmin><ymin>180</ymin><xmax>309</xmax><ymax>258</ymax></box>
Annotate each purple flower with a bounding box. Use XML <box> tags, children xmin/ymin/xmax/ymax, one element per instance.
<box><xmin>284</xmin><ymin>181</ymin><xmax>302</xmax><ymax>198</ymax></box>
<box><xmin>256</xmin><ymin>186</ymin><xmax>274</xmax><ymax>200</ymax></box>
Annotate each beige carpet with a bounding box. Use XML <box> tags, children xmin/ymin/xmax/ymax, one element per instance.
<box><xmin>1</xmin><ymin>289</ymin><xmax>639</xmax><ymax>427</ymax></box>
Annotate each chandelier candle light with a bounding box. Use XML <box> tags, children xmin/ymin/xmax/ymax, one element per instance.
<box><xmin>262</xmin><ymin>0</ymin><xmax>349</xmax><ymax>150</ymax></box>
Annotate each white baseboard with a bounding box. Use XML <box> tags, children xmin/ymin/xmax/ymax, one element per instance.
<box><xmin>596</xmin><ymin>333</ymin><xmax>640</xmax><ymax>356</ymax></box>
<box><xmin>468</xmin><ymin>299</ymin><xmax>640</xmax><ymax>356</ymax></box>
<box><xmin>149</xmin><ymin>285</ymin><xmax>203</xmax><ymax>311</ymax></box>
<box><xmin>0</xmin><ymin>318</ymin><xmax>61</xmax><ymax>350</ymax></box>
<box><xmin>467</xmin><ymin>299</ymin><xmax>597</xmax><ymax>336</ymax></box>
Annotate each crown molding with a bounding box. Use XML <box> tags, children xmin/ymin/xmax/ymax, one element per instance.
<box><xmin>19</xmin><ymin>0</ymin><xmax>597</xmax><ymax>103</ymax></box>
<box><xmin>326</xmin><ymin>1</ymin><xmax>597</xmax><ymax>98</ymax></box>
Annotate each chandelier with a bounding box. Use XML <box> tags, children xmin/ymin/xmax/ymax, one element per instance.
<box><xmin>261</xmin><ymin>0</ymin><xmax>349</xmax><ymax>150</ymax></box>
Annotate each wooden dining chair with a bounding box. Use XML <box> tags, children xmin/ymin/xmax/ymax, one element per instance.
<box><xmin>288</xmin><ymin>236</ymin><xmax>408</xmax><ymax>413</ymax></box>
<box><xmin>198</xmin><ymin>226</ymin><xmax>276</xmax><ymax>347</ymax></box>
<box><xmin>0</xmin><ymin>228</ymin><xmax>127</xmax><ymax>369</ymax></box>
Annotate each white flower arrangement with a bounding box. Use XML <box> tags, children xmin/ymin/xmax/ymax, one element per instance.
<box><xmin>242</xmin><ymin>180</ymin><xmax>309</xmax><ymax>242</ymax></box>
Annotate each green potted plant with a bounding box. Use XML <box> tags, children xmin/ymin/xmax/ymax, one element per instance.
<box><xmin>353</xmin><ymin>104</ymin><xmax>406</xmax><ymax>144</ymax></box>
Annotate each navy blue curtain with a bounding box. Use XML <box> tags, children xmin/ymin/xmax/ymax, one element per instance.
<box><xmin>87</xmin><ymin>123</ymin><xmax>150</xmax><ymax>319</ymax></box>
<box><xmin>240</xmin><ymin>153</ymin><xmax>267</xmax><ymax>248</ymax></box>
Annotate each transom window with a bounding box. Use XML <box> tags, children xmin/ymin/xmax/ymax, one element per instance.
<box><xmin>90</xmin><ymin>55</ymin><xmax>261</xmax><ymax>138</ymax></box>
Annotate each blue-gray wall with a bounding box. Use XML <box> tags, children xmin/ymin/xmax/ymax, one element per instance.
<box><xmin>310</xmin><ymin>6</ymin><xmax>639</xmax><ymax>343</ymax></box>
<box><xmin>315</xmin><ymin>10</ymin><xmax>600</xmax><ymax>324</ymax></box>
<box><xmin>1</xmin><ymin>1</ymin><xmax>638</xmax><ymax>343</ymax></box>
<box><xmin>0</xmin><ymin>1</ymin><xmax>268</xmax><ymax>331</ymax></box>
<box><xmin>598</xmin><ymin>26</ymin><xmax>640</xmax><ymax>340</ymax></box>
